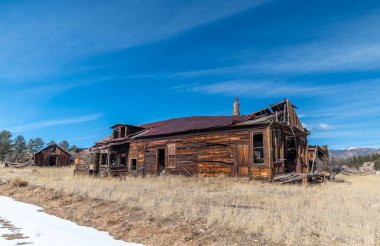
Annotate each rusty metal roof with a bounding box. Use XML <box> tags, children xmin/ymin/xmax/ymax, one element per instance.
<box><xmin>139</xmin><ymin>115</ymin><xmax>251</xmax><ymax>137</ymax></box>
<box><xmin>91</xmin><ymin>99</ymin><xmax>306</xmax><ymax>147</ymax></box>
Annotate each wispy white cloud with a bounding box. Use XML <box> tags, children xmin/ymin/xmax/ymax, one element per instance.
<box><xmin>174</xmin><ymin>80</ymin><xmax>334</xmax><ymax>98</ymax></box>
<box><xmin>0</xmin><ymin>0</ymin><xmax>269</xmax><ymax>82</ymax></box>
<box><xmin>167</xmin><ymin>9</ymin><xmax>380</xmax><ymax>77</ymax></box>
<box><xmin>169</xmin><ymin>43</ymin><xmax>380</xmax><ymax>77</ymax></box>
<box><xmin>319</xmin><ymin>123</ymin><xmax>334</xmax><ymax>130</ymax></box>
<box><xmin>8</xmin><ymin>113</ymin><xmax>103</xmax><ymax>133</ymax></box>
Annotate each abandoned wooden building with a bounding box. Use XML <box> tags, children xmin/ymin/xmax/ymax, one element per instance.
<box><xmin>34</xmin><ymin>144</ymin><xmax>72</xmax><ymax>167</ymax></box>
<box><xmin>74</xmin><ymin>98</ymin><xmax>327</xmax><ymax>180</ymax></box>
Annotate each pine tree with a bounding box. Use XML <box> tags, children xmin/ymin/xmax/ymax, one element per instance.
<box><xmin>13</xmin><ymin>135</ymin><xmax>27</xmax><ymax>160</ymax></box>
<box><xmin>46</xmin><ymin>140</ymin><xmax>57</xmax><ymax>146</ymax></box>
<box><xmin>27</xmin><ymin>138</ymin><xmax>45</xmax><ymax>154</ymax></box>
<box><xmin>0</xmin><ymin>130</ymin><xmax>13</xmax><ymax>161</ymax></box>
<box><xmin>59</xmin><ymin>140</ymin><xmax>70</xmax><ymax>151</ymax></box>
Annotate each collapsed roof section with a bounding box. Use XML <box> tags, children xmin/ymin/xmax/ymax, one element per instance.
<box><xmin>249</xmin><ymin>99</ymin><xmax>305</xmax><ymax>132</ymax></box>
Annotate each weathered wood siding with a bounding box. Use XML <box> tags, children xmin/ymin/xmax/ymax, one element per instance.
<box><xmin>34</xmin><ymin>146</ymin><xmax>71</xmax><ymax>167</ymax></box>
<box><xmin>74</xmin><ymin>149</ymin><xmax>91</xmax><ymax>174</ymax></box>
<box><xmin>135</xmin><ymin>127</ymin><xmax>274</xmax><ymax>179</ymax></box>
<box><xmin>77</xmin><ymin>124</ymin><xmax>308</xmax><ymax>180</ymax></box>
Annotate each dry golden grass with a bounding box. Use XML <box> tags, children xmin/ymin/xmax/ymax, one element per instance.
<box><xmin>0</xmin><ymin>167</ymin><xmax>379</xmax><ymax>245</ymax></box>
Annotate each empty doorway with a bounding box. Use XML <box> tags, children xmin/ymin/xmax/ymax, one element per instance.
<box><xmin>157</xmin><ymin>148</ymin><xmax>166</xmax><ymax>176</ymax></box>
<box><xmin>49</xmin><ymin>156</ymin><xmax>56</xmax><ymax>166</ymax></box>
<box><xmin>285</xmin><ymin>137</ymin><xmax>297</xmax><ymax>172</ymax></box>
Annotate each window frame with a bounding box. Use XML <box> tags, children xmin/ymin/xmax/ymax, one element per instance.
<box><xmin>120</xmin><ymin>154</ymin><xmax>127</xmax><ymax>166</ymax></box>
<box><xmin>252</xmin><ymin>132</ymin><xmax>265</xmax><ymax>165</ymax></box>
<box><xmin>113</xmin><ymin>128</ymin><xmax>120</xmax><ymax>139</ymax></box>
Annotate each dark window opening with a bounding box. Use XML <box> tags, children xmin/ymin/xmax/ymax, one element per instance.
<box><xmin>120</xmin><ymin>127</ymin><xmax>126</xmax><ymax>138</ymax></box>
<box><xmin>120</xmin><ymin>155</ymin><xmax>126</xmax><ymax>166</ymax></box>
<box><xmin>130</xmin><ymin>158</ymin><xmax>137</xmax><ymax>171</ymax></box>
<box><xmin>113</xmin><ymin>129</ymin><xmax>119</xmax><ymax>139</ymax></box>
<box><xmin>101</xmin><ymin>154</ymin><xmax>107</xmax><ymax>165</ymax></box>
<box><xmin>110</xmin><ymin>153</ymin><xmax>116</xmax><ymax>166</ymax></box>
<box><xmin>253</xmin><ymin>133</ymin><xmax>264</xmax><ymax>164</ymax></box>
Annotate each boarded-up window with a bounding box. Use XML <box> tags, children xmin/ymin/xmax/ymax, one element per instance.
<box><xmin>253</xmin><ymin>133</ymin><xmax>264</xmax><ymax>164</ymax></box>
<box><xmin>272</xmin><ymin>130</ymin><xmax>282</xmax><ymax>162</ymax></box>
<box><xmin>167</xmin><ymin>143</ymin><xmax>176</xmax><ymax>168</ymax></box>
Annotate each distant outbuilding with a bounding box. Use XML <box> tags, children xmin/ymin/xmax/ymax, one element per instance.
<box><xmin>34</xmin><ymin>144</ymin><xmax>72</xmax><ymax>167</ymax></box>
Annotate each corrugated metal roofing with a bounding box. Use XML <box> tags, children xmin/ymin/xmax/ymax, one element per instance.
<box><xmin>139</xmin><ymin>115</ymin><xmax>251</xmax><ymax>137</ymax></box>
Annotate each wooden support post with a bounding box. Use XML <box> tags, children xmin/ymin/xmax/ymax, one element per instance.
<box><xmin>302</xmin><ymin>176</ymin><xmax>308</xmax><ymax>186</ymax></box>
<box><xmin>107</xmin><ymin>149</ymin><xmax>111</xmax><ymax>176</ymax></box>
<box><xmin>234</xmin><ymin>145</ymin><xmax>238</xmax><ymax>177</ymax></box>
<box><xmin>266</xmin><ymin>126</ymin><xmax>273</xmax><ymax>181</ymax></box>
<box><xmin>310</xmin><ymin>147</ymin><xmax>317</xmax><ymax>174</ymax></box>
<box><xmin>143</xmin><ymin>142</ymin><xmax>146</xmax><ymax>177</ymax></box>
<box><xmin>248</xmin><ymin>134</ymin><xmax>253</xmax><ymax>180</ymax></box>
<box><xmin>296</xmin><ymin>138</ymin><xmax>302</xmax><ymax>173</ymax></box>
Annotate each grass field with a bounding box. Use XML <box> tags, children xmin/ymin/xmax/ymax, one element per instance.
<box><xmin>0</xmin><ymin>167</ymin><xmax>379</xmax><ymax>245</ymax></box>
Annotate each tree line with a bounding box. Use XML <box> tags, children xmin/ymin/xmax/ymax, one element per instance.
<box><xmin>0</xmin><ymin>130</ymin><xmax>78</xmax><ymax>162</ymax></box>
<box><xmin>331</xmin><ymin>154</ymin><xmax>380</xmax><ymax>170</ymax></box>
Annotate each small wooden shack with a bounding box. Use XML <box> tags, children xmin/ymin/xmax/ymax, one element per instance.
<box><xmin>34</xmin><ymin>144</ymin><xmax>72</xmax><ymax>167</ymax></box>
<box><xmin>76</xmin><ymin>99</ymin><xmax>316</xmax><ymax>180</ymax></box>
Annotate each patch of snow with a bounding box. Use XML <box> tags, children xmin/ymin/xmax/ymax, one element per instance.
<box><xmin>0</xmin><ymin>196</ymin><xmax>143</xmax><ymax>246</ymax></box>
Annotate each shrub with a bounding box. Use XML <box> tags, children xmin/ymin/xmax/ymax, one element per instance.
<box><xmin>11</xmin><ymin>177</ymin><xmax>28</xmax><ymax>188</ymax></box>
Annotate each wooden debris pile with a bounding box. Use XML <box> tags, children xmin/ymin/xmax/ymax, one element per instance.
<box><xmin>273</xmin><ymin>173</ymin><xmax>329</xmax><ymax>185</ymax></box>
<box><xmin>4</xmin><ymin>153</ymin><xmax>35</xmax><ymax>168</ymax></box>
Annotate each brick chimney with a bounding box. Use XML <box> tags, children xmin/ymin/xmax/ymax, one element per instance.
<box><xmin>233</xmin><ymin>97</ymin><xmax>240</xmax><ymax>116</ymax></box>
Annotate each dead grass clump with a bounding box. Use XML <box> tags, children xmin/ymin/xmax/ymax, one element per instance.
<box><xmin>11</xmin><ymin>177</ymin><xmax>28</xmax><ymax>188</ymax></box>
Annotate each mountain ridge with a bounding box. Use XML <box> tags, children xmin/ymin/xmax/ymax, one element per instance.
<box><xmin>329</xmin><ymin>147</ymin><xmax>380</xmax><ymax>159</ymax></box>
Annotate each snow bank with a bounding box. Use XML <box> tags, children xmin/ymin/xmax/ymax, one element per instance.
<box><xmin>0</xmin><ymin>196</ymin><xmax>143</xmax><ymax>246</ymax></box>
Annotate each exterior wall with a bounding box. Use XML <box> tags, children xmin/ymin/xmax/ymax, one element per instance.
<box><xmin>134</xmin><ymin>127</ymin><xmax>272</xmax><ymax>179</ymax></box>
<box><xmin>76</xmin><ymin>125</ymin><xmax>309</xmax><ymax>180</ymax></box>
<box><xmin>74</xmin><ymin>149</ymin><xmax>91</xmax><ymax>174</ymax></box>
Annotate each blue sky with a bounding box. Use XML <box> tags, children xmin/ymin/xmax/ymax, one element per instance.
<box><xmin>1</xmin><ymin>0</ymin><xmax>380</xmax><ymax>149</ymax></box>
